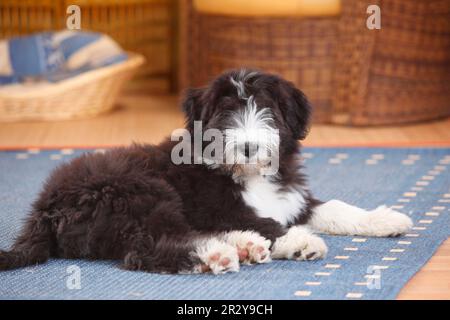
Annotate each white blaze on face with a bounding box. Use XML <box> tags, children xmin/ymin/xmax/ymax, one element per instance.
<box><xmin>226</xmin><ymin>74</ymin><xmax>279</xmax><ymax>174</ymax></box>
<box><xmin>224</xmin><ymin>70</ymin><xmax>280</xmax><ymax>175</ymax></box>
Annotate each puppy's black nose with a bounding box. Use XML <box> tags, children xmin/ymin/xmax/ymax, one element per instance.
<box><xmin>243</xmin><ymin>142</ymin><xmax>258</xmax><ymax>158</ymax></box>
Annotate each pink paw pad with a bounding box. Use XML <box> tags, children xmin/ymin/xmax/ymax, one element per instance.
<box><xmin>199</xmin><ymin>252</ymin><xmax>235</xmax><ymax>273</ymax></box>
<box><xmin>237</xmin><ymin>241</ymin><xmax>269</xmax><ymax>264</ymax></box>
<box><xmin>208</xmin><ymin>253</ymin><xmax>231</xmax><ymax>267</ymax></box>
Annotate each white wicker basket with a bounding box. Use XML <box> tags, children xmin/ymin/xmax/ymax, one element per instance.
<box><xmin>0</xmin><ymin>53</ymin><xmax>145</xmax><ymax>122</ymax></box>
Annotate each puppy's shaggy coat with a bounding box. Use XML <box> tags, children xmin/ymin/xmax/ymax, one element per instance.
<box><xmin>0</xmin><ymin>70</ymin><xmax>413</xmax><ymax>274</ymax></box>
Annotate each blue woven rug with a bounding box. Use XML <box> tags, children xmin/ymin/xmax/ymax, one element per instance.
<box><xmin>0</xmin><ymin>147</ymin><xmax>449</xmax><ymax>300</ymax></box>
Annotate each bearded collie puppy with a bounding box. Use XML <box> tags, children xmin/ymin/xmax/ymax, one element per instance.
<box><xmin>0</xmin><ymin>69</ymin><xmax>412</xmax><ymax>274</ymax></box>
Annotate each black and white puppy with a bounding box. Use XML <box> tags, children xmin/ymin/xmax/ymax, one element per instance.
<box><xmin>0</xmin><ymin>69</ymin><xmax>413</xmax><ymax>274</ymax></box>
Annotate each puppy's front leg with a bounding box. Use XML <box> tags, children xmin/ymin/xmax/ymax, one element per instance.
<box><xmin>237</xmin><ymin>214</ymin><xmax>327</xmax><ymax>261</ymax></box>
<box><xmin>224</xmin><ymin>214</ymin><xmax>285</xmax><ymax>263</ymax></box>
<box><xmin>271</xmin><ymin>226</ymin><xmax>328</xmax><ymax>261</ymax></box>
<box><xmin>237</xmin><ymin>216</ymin><xmax>286</xmax><ymax>243</ymax></box>
<box><xmin>221</xmin><ymin>230</ymin><xmax>272</xmax><ymax>264</ymax></box>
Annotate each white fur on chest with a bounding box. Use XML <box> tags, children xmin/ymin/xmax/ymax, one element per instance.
<box><xmin>241</xmin><ymin>176</ymin><xmax>306</xmax><ymax>226</ymax></box>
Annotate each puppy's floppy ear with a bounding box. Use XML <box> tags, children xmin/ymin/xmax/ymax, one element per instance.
<box><xmin>182</xmin><ymin>87</ymin><xmax>204</xmax><ymax>132</ymax></box>
<box><xmin>279</xmin><ymin>81</ymin><xmax>312</xmax><ymax>140</ymax></box>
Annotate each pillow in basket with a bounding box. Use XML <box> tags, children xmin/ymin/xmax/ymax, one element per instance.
<box><xmin>0</xmin><ymin>30</ymin><xmax>128</xmax><ymax>85</ymax></box>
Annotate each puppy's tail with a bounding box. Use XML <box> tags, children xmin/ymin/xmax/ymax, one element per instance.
<box><xmin>0</xmin><ymin>214</ymin><xmax>53</xmax><ymax>271</ymax></box>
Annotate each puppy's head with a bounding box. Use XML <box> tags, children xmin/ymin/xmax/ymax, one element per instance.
<box><xmin>181</xmin><ymin>69</ymin><xmax>312</xmax><ymax>177</ymax></box>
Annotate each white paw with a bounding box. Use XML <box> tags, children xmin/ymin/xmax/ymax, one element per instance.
<box><xmin>271</xmin><ymin>226</ymin><xmax>328</xmax><ymax>261</ymax></box>
<box><xmin>366</xmin><ymin>206</ymin><xmax>413</xmax><ymax>237</ymax></box>
<box><xmin>194</xmin><ymin>238</ymin><xmax>240</xmax><ymax>274</ymax></box>
<box><xmin>221</xmin><ymin>230</ymin><xmax>271</xmax><ymax>265</ymax></box>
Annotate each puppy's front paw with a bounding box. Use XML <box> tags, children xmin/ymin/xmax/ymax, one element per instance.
<box><xmin>222</xmin><ymin>230</ymin><xmax>271</xmax><ymax>265</ymax></box>
<box><xmin>194</xmin><ymin>238</ymin><xmax>240</xmax><ymax>274</ymax></box>
<box><xmin>271</xmin><ymin>226</ymin><xmax>328</xmax><ymax>261</ymax></box>
<box><xmin>367</xmin><ymin>206</ymin><xmax>413</xmax><ymax>237</ymax></box>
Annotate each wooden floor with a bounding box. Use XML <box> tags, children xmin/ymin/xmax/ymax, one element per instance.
<box><xmin>2</xmin><ymin>94</ymin><xmax>450</xmax><ymax>148</ymax></box>
<box><xmin>0</xmin><ymin>93</ymin><xmax>449</xmax><ymax>299</ymax></box>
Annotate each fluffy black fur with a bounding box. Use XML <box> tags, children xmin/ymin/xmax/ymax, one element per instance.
<box><xmin>0</xmin><ymin>69</ymin><xmax>319</xmax><ymax>273</ymax></box>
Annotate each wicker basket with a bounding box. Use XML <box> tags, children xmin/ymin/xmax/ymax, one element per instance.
<box><xmin>0</xmin><ymin>0</ymin><xmax>175</xmax><ymax>93</ymax></box>
<box><xmin>333</xmin><ymin>0</ymin><xmax>450</xmax><ymax>125</ymax></box>
<box><xmin>179</xmin><ymin>0</ymin><xmax>339</xmax><ymax>122</ymax></box>
<box><xmin>0</xmin><ymin>53</ymin><xmax>145</xmax><ymax>122</ymax></box>
<box><xmin>180</xmin><ymin>0</ymin><xmax>450</xmax><ymax>125</ymax></box>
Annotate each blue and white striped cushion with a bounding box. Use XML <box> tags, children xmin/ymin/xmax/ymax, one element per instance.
<box><xmin>0</xmin><ymin>31</ymin><xmax>128</xmax><ymax>85</ymax></box>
